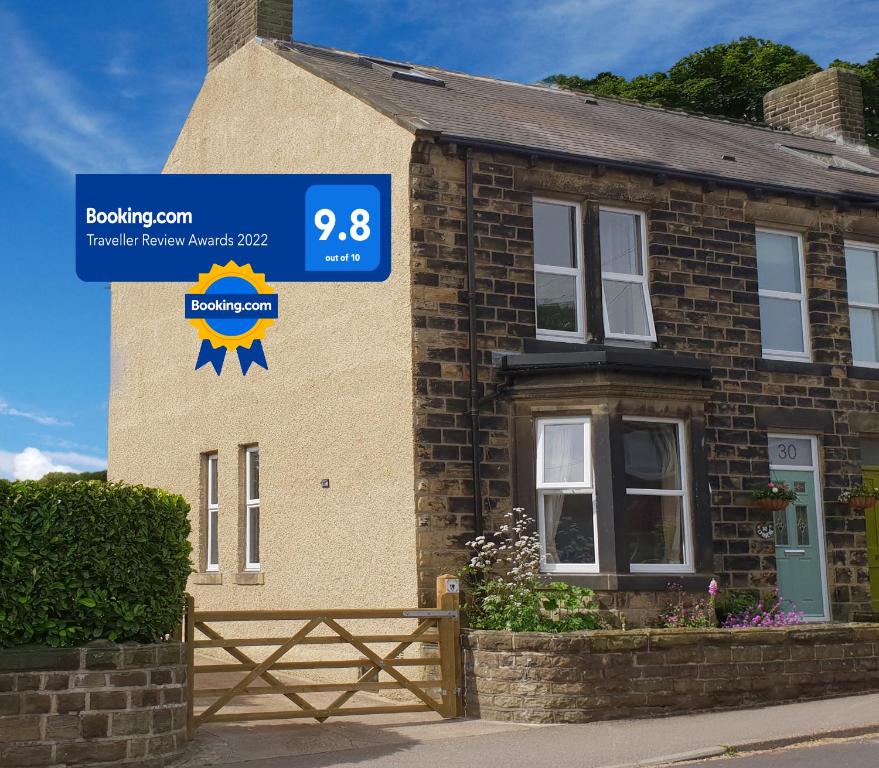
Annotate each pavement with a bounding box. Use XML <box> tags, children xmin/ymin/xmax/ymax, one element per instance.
<box><xmin>178</xmin><ymin>691</ymin><xmax>879</xmax><ymax>768</ymax></box>
<box><xmin>680</xmin><ymin>735</ymin><xmax>879</xmax><ymax>767</ymax></box>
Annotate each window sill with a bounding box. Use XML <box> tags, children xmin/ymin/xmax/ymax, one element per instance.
<box><xmin>543</xmin><ymin>572</ymin><xmax>714</xmax><ymax>592</ymax></box>
<box><xmin>756</xmin><ymin>358</ymin><xmax>832</xmax><ymax>376</ymax></box>
<box><xmin>192</xmin><ymin>572</ymin><xmax>223</xmax><ymax>585</ymax></box>
<box><xmin>235</xmin><ymin>571</ymin><xmax>265</xmax><ymax>586</ymax></box>
<box><xmin>848</xmin><ymin>365</ymin><xmax>879</xmax><ymax>381</ymax></box>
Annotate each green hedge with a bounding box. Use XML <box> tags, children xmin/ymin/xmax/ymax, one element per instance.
<box><xmin>0</xmin><ymin>480</ymin><xmax>192</xmax><ymax>647</ymax></box>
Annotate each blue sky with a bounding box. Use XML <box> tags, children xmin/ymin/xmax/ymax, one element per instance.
<box><xmin>0</xmin><ymin>0</ymin><xmax>877</xmax><ymax>479</ymax></box>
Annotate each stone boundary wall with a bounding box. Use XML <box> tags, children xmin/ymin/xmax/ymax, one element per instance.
<box><xmin>0</xmin><ymin>642</ymin><xmax>187</xmax><ymax>767</ymax></box>
<box><xmin>464</xmin><ymin>625</ymin><xmax>879</xmax><ymax>723</ymax></box>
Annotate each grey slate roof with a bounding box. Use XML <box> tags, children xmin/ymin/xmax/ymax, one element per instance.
<box><xmin>271</xmin><ymin>41</ymin><xmax>879</xmax><ymax>204</ymax></box>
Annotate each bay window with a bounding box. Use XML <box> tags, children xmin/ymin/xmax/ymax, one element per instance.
<box><xmin>623</xmin><ymin>418</ymin><xmax>692</xmax><ymax>572</ymax></box>
<box><xmin>600</xmin><ymin>208</ymin><xmax>656</xmax><ymax>342</ymax></box>
<box><xmin>536</xmin><ymin>417</ymin><xmax>597</xmax><ymax>572</ymax></box>
<box><xmin>845</xmin><ymin>241</ymin><xmax>879</xmax><ymax>367</ymax></box>
<box><xmin>756</xmin><ymin>228</ymin><xmax>810</xmax><ymax>361</ymax></box>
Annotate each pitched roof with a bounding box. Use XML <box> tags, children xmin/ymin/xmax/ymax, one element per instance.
<box><xmin>271</xmin><ymin>41</ymin><xmax>879</xmax><ymax>204</ymax></box>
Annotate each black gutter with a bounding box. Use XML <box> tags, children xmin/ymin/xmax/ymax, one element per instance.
<box><xmin>436</xmin><ymin>135</ymin><xmax>879</xmax><ymax>208</ymax></box>
<box><xmin>465</xmin><ymin>148</ymin><xmax>484</xmax><ymax>539</ymax></box>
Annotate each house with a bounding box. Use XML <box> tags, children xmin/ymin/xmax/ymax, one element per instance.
<box><xmin>108</xmin><ymin>0</ymin><xmax>879</xmax><ymax>625</ymax></box>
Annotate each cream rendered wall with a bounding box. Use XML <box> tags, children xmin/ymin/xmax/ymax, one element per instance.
<box><xmin>108</xmin><ymin>42</ymin><xmax>418</xmax><ymax>616</ymax></box>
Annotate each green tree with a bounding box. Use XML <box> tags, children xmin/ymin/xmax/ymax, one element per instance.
<box><xmin>548</xmin><ymin>37</ymin><xmax>877</xmax><ymax>145</ymax></box>
<box><xmin>38</xmin><ymin>470</ymin><xmax>107</xmax><ymax>485</ymax></box>
<box><xmin>830</xmin><ymin>53</ymin><xmax>879</xmax><ymax>145</ymax></box>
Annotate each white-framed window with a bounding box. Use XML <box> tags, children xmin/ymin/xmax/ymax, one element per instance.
<box><xmin>535</xmin><ymin>417</ymin><xmax>598</xmax><ymax>573</ymax></box>
<box><xmin>533</xmin><ymin>198</ymin><xmax>584</xmax><ymax>341</ymax></box>
<box><xmin>245</xmin><ymin>447</ymin><xmax>260</xmax><ymax>571</ymax></box>
<box><xmin>844</xmin><ymin>241</ymin><xmax>879</xmax><ymax>367</ymax></box>
<box><xmin>756</xmin><ymin>228</ymin><xmax>810</xmax><ymax>361</ymax></box>
<box><xmin>206</xmin><ymin>453</ymin><xmax>219</xmax><ymax>572</ymax></box>
<box><xmin>600</xmin><ymin>207</ymin><xmax>656</xmax><ymax>343</ymax></box>
<box><xmin>623</xmin><ymin>417</ymin><xmax>693</xmax><ymax>573</ymax></box>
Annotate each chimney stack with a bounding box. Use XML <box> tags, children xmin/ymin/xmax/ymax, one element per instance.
<box><xmin>208</xmin><ymin>0</ymin><xmax>293</xmax><ymax>70</ymax></box>
<box><xmin>763</xmin><ymin>68</ymin><xmax>867</xmax><ymax>152</ymax></box>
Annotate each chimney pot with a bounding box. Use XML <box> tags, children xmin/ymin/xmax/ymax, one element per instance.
<box><xmin>208</xmin><ymin>0</ymin><xmax>293</xmax><ymax>70</ymax></box>
<box><xmin>763</xmin><ymin>68</ymin><xmax>867</xmax><ymax>152</ymax></box>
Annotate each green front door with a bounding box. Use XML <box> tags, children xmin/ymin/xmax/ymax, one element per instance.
<box><xmin>864</xmin><ymin>467</ymin><xmax>879</xmax><ymax>612</ymax></box>
<box><xmin>772</xmin><ymin>467</ymin><xmax>828</xmax><ymax>620</ymax></box>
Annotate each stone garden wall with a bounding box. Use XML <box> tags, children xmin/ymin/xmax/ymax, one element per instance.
<box><xmin>464</xmin><ymin>624</ymin><xmax>879</xmax><ymax>723</ymax></box>
<box><xmin>0</xmin><ymin>642</ymin><xmax>187</xmax><ymax>767</ymax></box>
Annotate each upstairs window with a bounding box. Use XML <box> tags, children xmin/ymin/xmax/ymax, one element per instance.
<box><xmin>624</xmin><ymin>419</ymin><xmax>692</xmax><ymax>572</ymax></box>
<box><xmin>756</xmin><ymin>229</ymin><xmax>810</xmax><ymax>361</ymax></box>
<box><xmin>600</xmin><ymin>208</ymin><xmax>656</xmax><ymax>342</ymax></box>
<box><xmin>535</xmin><ymin>417</ymin><xmax>597</xmax><ymax>573</ymax></box>
<box><xmin>845</xmin><ymin>242</ymin><xmax>879</xmax><ymax>367</ymax></box>
<box><xmin>245</xmin><ymin>447</ymin><xmax>260</xmax><ymax>571</ymax></box>
<box><xmin>533</xmin><ymin>199</ymin><xmax>584</xmax><ymax>340</ymax></box>
<box><xmin>206</xmin><ymin>453</ymin><xmax>219</xmax><ymax>572</ymax></box>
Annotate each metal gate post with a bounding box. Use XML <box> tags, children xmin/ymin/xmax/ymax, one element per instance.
<box><xmin>436</xmin><ymin>574</ymin><xmax>463</xmax><ymax>717</ymax></box>
<box><xmin>184</xmin><ymin>593</ymin><xmax>195</xmax><ymax>738</ymax></box>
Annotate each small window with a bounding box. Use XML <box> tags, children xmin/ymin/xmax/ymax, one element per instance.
<box><xmin>362</xmin><ymin>57</ymin><xmax>445</xmax><ymax>86</ymax></box>
<box><xmin>206</xmin><ymin>454</ymin><xmax>219</xmax><ymax>572</ymax></box>
<box><xmin>533</xmin><ymin>199</ymin><xmax>584</xmax><ymax>340</ymax></box>
<box><xmin>845</xmin><ymin>242</ymin><xmax>879</xmax><ymax>367</ymax></box>
<box><xmin>768</xmin><ymin>436</ymin><xmax>814</xmax><ymax>468</ymax></box>
<box><xmin>535</xmin><ymin>417</ymin><xmax>597</xmax><ymax>573</ymax></box>
<box><xmin>600</xmin><ymin>208</ymin><xmax>656</xmax><ymax>342</ymax></box>
<box><xmin>756</xmin><ymin>229</ymin><xmax>810</xmax><ymax>361</ymax></box>
<box><xmin>624</xmin><ymin>419</ymin><xmax>692</xmax><ymax>572</ymax></box>
<box><xmin>245</xmin><ymin>447</ymin><xmax>260</xmax><ymax>571</ymax></box>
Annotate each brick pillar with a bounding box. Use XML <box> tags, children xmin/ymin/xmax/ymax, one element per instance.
<box><xmin>207</xmin><ymin>0</ymin><xmax>293</xmax><ymax>70</ymax></box>
<box><xmin>763</xmin><ymin>68</ymin><xmax>867</xmax><ymax>150</ymax></box>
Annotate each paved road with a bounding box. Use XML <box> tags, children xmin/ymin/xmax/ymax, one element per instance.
<box><xmin>682</xmin><ymin>737</ymin><xmax>879</xmax><ymax>768</ymax></box>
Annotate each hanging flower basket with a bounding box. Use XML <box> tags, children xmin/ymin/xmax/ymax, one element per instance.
<box><xmin>839</xmin><ymin>485</ymin><xmax>879</xmax><ymax>510</ymax></box>
<box><xmin>748</xmin><ymin>482</ymin><xmax>797</xmax><ymax>511</ymax></box>
<box><xmin>752</xmin><ymin>497</ymin><xmax>791</xmax><ymax>512</ymax></box>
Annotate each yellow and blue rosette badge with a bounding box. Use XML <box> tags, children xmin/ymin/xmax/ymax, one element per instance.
<box><xmin>185</xmin><ymin>261</ymin><xmax>278</xmax><ymax>375</ymax></box>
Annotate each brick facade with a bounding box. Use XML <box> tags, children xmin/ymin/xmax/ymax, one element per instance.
<box><xmin>409</xmin><ymin>140</ymin><xmax>879</xmax><ymax>620</ymax></box>
<box><xmin>208</xmin><ymin>0</ymin><xmax>292</xmax><ymax>69</ymax></box>
<box><xmin>764</xmin><ymin>68</ymin><xmax>867</xmax><ymax>148</ymax></box>
<box><xmin>463</xmin><ymin>624</ymin><xmax>879</xmax><ymax>723</ymax></box>
<box><xmin>0</xmin><ymin>642</ymin><xmax>187</xmax><ymax>768</ymax></box>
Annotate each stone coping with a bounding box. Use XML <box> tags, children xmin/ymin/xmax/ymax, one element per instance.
<box><xmin>463</xmin><ymin>622</ymin><xmax>879</xmax><ymax>650</ymax></box>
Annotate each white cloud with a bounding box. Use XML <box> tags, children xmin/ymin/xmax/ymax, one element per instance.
<box><xmin>0</xmin><ymin>447</ymin><xmax>106</xmax><ymax>481</ymax></box>
<box><xmin>0</xmin><ymin>397</ymin><xmax>71</xmax><ymax>427</ymax></box>
<box><xmin>0</xmin><ymin>8</ymin><xmax>151</xmax><ymax>176</ymax></box>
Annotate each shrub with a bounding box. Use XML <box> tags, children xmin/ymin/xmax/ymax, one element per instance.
<box><xmin>0</xmin><ymin>480</ymin><xmax>192</xmax><ymax>647</ymax></box>
<box><xmin>459</xmin><ymin>509</ymin><xmax>605</xmax><ymax>633</ymax></box>
<box><xmin>655</xmin><ymin>580</ymin><xmax>718</xmax><ymax>629</ymax></box>
<box><xmin>714</xmin><ymin>591</ymin><xmax>760</xmax><ymax>624</ymax></box>
<box><xmin>722</xmin><ymin>589</ymin><xmax>804</xmax><ymax>627</ymax></box>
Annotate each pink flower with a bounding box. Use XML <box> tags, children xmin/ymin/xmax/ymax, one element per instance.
<box><xmin>708</xmin><ymin>579</ymin><xmax>718</xmax><ymax>597</ymax></box>
<box><xmin>768</xmin><ymin>482</ymin><xmax>775</xmax><ymax>488</ymax></box>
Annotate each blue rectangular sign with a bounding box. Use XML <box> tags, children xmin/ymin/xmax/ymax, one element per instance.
<box><xmin>75</xmin><ymin>174</ymin><xmax>391</xmax><ymax>282</ymax></box>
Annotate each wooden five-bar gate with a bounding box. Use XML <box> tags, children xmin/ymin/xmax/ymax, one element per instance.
<box><xmin>184</xmin><ymin>575</ymin><xmax>463</xmax><ymax>733</ymax></box>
